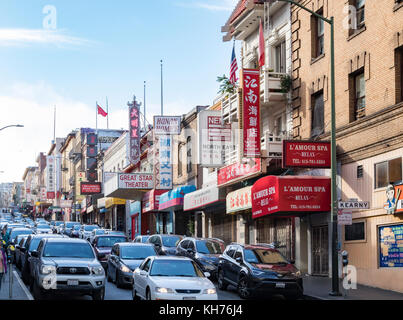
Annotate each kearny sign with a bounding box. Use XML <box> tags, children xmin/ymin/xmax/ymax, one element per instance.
<box><xmin>283</xmin><ymin>141</ymin><xmax>331</xmax><ymax>168</ymax></box>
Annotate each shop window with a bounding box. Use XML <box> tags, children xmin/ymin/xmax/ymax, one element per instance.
<box><xmin>345</xmin><ymin>222</ymin><xmax>365</xmax><ymax>241</ymax></box>
<box><xmin>311</xmin><ymin>8</ymin><xmax>324</xmax><ymax>59</ymax></box>
<box><xmin>349</xmin><ymin>69</ymin><xmax>366</xmax><ymax>121</ymax></box>
<box><xmin>395</xmin><ymin>45</ymin><xmax>403</xmax><ymax>104</ymax></box>
<box><xmin>375</xmin><ymin>158</ymin><xmax>402</xmax><ymax>189</ymax></box>
<box><xmin>311</xmin><ymin>91</ymin><xmax>324</xmax><ymax>138</ymax></box>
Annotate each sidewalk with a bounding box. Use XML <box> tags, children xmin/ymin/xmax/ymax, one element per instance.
<box><xmin>0</xmin><ymin>264</ymin><xmax>32</xmax><ymax>300</ymax></box>
<box><xmin>303</xmin><ymin>275</ymin><xmax>403</xmax><ymax>300</ymax></box>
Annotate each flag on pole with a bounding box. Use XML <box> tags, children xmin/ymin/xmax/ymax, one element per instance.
<box><xmin>97</xmin><ymin>104</ymin><xmax>108</xmax><ymax>117</ymax></box>
<box><xmin>259</xmin><ymin>19</ymin><xmax>265</xmax><ymax>68</ymax></box>
<box><xmin>229</xmin><ymin>42</ymin><xmax>238</xmax><ymax>85</ymax></box>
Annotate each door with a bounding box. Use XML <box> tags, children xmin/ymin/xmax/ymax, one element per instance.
<box><xmin>131</xmin><ymin>216</ymin><xmax>136</xmax><ymax>241</ymax></box>
<box><xmin>311</xmin><ymin>225</ymin><xmax>329</xmax><ymax>276</ymax></box>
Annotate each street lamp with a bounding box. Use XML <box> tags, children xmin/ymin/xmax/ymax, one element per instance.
<box><xmin>0</xmin><ymin>124</ymin><xmax>24</xmax><ymax>131</ymax></box>
<box><xmin>256</xmin><ymin>0</ymin><xmax>340</xmax><ymax>296</ymax></box>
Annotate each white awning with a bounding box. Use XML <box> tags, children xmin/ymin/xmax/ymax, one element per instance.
<box><xmin>184</xmin><ymin>186</ymin><xmax>225</xmax><ymax>211</ymax></box>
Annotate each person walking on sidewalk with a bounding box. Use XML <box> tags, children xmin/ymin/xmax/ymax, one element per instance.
<box><xmin>0</xmin><ymin>241</ymin><xmax>7</xmax><ymax>291</ymax></box>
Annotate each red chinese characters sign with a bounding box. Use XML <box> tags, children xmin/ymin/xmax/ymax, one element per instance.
<box><xmin>129</xmin><ymin>104</ymin><xmax>140</xmax><ymax>166</ymax></box>
<box><xmin>283</xmin><ymin>141</ymin><xmax>331</xmax><ymax>168</ymax></box>
<box><xmin>242</xmin><ymin>69</ymin><xmax>261</xmax><ymax>158</ymax></box>
<box><xmin>252</xmin><ymin>176</ymin><xmax>331</xmax><ymax>219</ymax></box>
<box><xmin>226</xmin><ymin>186</ymin><xmax>252</xmax><ymax>214</ymax></box>
<box><xmin>217</xmin><ymin>158</ymin><xmax>264</xmax><ymax>187</ymax></box>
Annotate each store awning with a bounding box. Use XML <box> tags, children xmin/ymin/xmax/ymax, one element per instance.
<box><xmin>159</xmin><ymin>185</ymin><xmax>196</xmax><ymax>211</ymax></box>
<box><xmin>252</xmin><ymin>176</ymin><xmax>331</xmax><ymax>219</ymax></box>
<box><xmin>100</xmin><ymin>208</ymin><xmax>107</xmax><ymax>214</ymax></box>
<box><xmin>130</xmin><ymin>201</ymin><xmax>141</xmax><ymax>217</ymax></box>
<box><xmin>104</xmin><ymin>172</ymin><xmax>153</xmax><ymax>200</ymax></box>
<box><xmin>184</xmin><ymin>186</ymin><xmax>225</xmax><ymax>211</ymax></box>
<box><xmin>226</xmin><ymin>186</ymin><xmax>252</xmax><ymax>214</ymax></box>
<box><xmin>105</xmin><ymin>198</ymin><xmax>126</xmax><ymax>209</ymax></box>
<box><xmin>142</xmin><ymin>190</ymin><xmax>166</xmax><ymax>213</ymax></box>
<box><xmin>97</xmin><ymin>198</ymin><xmax>106</xmax><ymax>208</ymax></box>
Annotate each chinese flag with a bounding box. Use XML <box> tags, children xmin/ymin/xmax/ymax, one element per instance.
<box><xmin>97</xmin><ymin>104</ymin><xmax>108</xmax><ymax>117</ymax></box>
<box><xmin>259</xmin><ymin>19</ymin><xmax>265</xmax><ymax>68</ymax></box>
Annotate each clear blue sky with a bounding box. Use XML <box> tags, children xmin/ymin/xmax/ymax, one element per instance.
<box><xmin>0</xmin><ymin>0</ymin><xmax>239</xmax><ymax>183</ymax></box>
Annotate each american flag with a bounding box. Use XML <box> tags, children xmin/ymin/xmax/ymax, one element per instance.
<box><xmin>229</xmin><ymin>43</ymin><xmax>238</xmax><ymax>85</ymax></box>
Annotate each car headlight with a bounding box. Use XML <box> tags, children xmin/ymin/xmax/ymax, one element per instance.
<box><xmin>41</xmin><ymin>265</ymin><xmax>56</xmax><ymax>275</ymax></box>
<box><xmin>292</xmin><ymin>271</ymin><xmax>302</xmax><ymax>278</ymax></box>
<box><xmin>203</xmin><ymin>288</ymin><xmax>216</xmax><ymax>295</ymax></box>
<box><xmin>91</xmin><ymin>266</ymin><xmax>105</xmax><ymax>276</ymax></box>
<box><xmin>155</xmin><ymin>287</ymin><xmax>174</xmax><ymax>294</ymax></box>
<box><xmin>120</xmin><ymin>265</ymin><xmax>131</xmax><ymax>273</ymax></box>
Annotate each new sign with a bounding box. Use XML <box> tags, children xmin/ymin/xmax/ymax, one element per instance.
<box><xmin>118</xmin><ymin>173</ymin><xmax>153</xmax><ymax>190</ymax></box>
<box><xmin>80</xmin><ymin>182</ymin><xmax>102</xmax><ymax>195</ymax></box>
<box><xmin>242</xmin><ymin>69</ymin><xmax>261</xmax><ymax>158</ymax></box>
<box><xmin>283</xmin><ymin>141</ymin><xmax>331</xmax><ymax>168</ymax></box>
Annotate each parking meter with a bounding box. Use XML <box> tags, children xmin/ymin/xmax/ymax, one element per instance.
<box><xmin>341</xmin><ymin>250</ymin><xmax>349</xmax><ymax>267</ymax></box>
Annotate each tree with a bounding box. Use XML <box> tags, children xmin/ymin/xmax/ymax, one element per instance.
<box><xmin>217</xmin><ymin>75</ymin><xmax>236</xmax><ymax>95</ymax></box>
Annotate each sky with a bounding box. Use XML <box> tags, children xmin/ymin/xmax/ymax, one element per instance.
<box><xmin>0</xmin><ymin>0</ymin><xmax>239</xmax><ymax>183</ymax></box>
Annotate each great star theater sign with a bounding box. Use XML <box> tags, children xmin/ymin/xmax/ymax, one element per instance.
<box><xmin>283</xmin><ymin>140</ymin><xmax>331</xmax><ymax>168</ymax></box>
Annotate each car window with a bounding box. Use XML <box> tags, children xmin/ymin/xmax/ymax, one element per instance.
<box><xmin>196</xmin><ymin>240</ymin><xmax>223</xmax><ymax>254</ymax></box>
<box><xmin>161</xmin><ymin>236</ymin><xmax>181</xmax><ymax>247</ymax></box>
<box><xmin>121</xmin><ymin>246</ymin><xmax>156</xmax><ymax>260</ymax></box>
<box><xmin>142</xmin><ymin>259</ymin><xmax>151</xmax><ymax>272</ymax></box>
<box><xmin>141</xmin><ymin>236</ymin><xmax>150</xmax><ymax>243</ymax></box>
<box><xmin>180</xmin><ymin>240</ymin><xmax>189</xmax><ymax>249</ymax></box>
<box><xmin>234</xmin><ymin>248</ymin><xmax>243</xmax><ymax>261</ymax></box>
<box><xmin>97</xmin><ymin>236</ymin><xmax>127</xmax><ymax>247</ymax></box>
<box><xmin>244</xmin><ymin>249</ymin><xmax>288</xmax><ymax>264</ymax></box>
<box><xmin>36</xmin><ymin>240</ymin><xmax>44</xmax><ymax>254</ymax></box>
<box><xmin>149</xmin><ymin>260</ymin><xmax>204</xmax><ymax>277</ymax></box>
<box><xmin>225</xmin><ymin>246</ymin><xmax>236</xmax><ymax>259</ymax></box>
<box><xmin>188</xmin><ymin>241</ymin><xmax>195</xmax><ymax>250</ymax></box>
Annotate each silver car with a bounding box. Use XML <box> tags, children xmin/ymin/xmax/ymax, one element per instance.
<box><xmin>30</xmin><ymin>238</ymin><xmax>105</xmax><ymax>300</ymax></box>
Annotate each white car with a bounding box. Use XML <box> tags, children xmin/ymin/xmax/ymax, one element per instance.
<box><xmin>132</xmin><ymin>256</ymin><xmax>218</xmax><ymax>300</ymax></box>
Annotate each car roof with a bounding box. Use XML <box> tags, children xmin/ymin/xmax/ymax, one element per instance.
<box><xmin>95</xmin><ymin>234</ymin><xmax>127</xmax><ymax>238</ymax></box>
<box><xmin>29</xmin><ymin>234</ymin><xmax>64</xmax><ymax>239</ymax></box>
<box><xmin>43</xmin><ymin>238</ymin><xmax>88</xmax><ymax>244</ymax></box>
<box><xmin>151</xmin><ymin>256</ymin><xmax>192</xmax><ymax>261</ymax></box>
<box><xmin>118</xmin><ymin>242</ymin><xmax>151</xmax><ymax>247</ymax></box>
<box><xmin>152</xmin><ymin>234</ymin><xmax>183</xmax><ymax>237</ymax></box>
<box><xmin>10</xmin><ymin>228</ymin><xmax>32</xmax><ymax>232</ymax></box>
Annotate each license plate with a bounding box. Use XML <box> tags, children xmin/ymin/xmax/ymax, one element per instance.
<box><xmin>183</xmin><ymin>297</ymin><xmax>196</xmax><ymax>300</ymax></box>
<box><xmin>67</xmin><ymin>280</ymin><xmax>79</xmax><ymax>286</ymax></box>
<box><xmin>275</xmin><ymin>283</ymin><xmax>286</xmax><ymax>288</ymax></box>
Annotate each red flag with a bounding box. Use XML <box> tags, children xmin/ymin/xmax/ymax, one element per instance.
<box><xmin>259</xmin><ymin>19</ymin><xmax>265</xmax><ymax>68</ymax></box>
<box><xmin>97</xmin><ymin>104</ymin><xmax>108</xmax><ymax>117</ymax></box>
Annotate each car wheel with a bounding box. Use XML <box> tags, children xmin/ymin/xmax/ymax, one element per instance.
<box><xmin>33</xmin><ymin>280</ymin><xmax>45</xmax><ymax>300</ymax></box>
<box><xmin>146</xmin><ymin>288</ymin><xmax>152</xmax><ymax>300</ymax></box>
<box><xmin>132</xmin><ymin>288</ymin><xmax>141</xmax><ymax>301</ymax></box>
<box><xmin>217</xmin><ymin>270</ymin><xmax>228</xmax><ymax>291</ymax></box>
<box><xmin>116</xmin><ymin>270</ymin><xmax>123</xmax><ymax>288</ymax></box>
<box><xmin>237</xmin><ymin>276</ymin><xmax>251</xmax><ymax>300</ymax></box>
<box><xmin>92</xmin><ymin>287</ymin><xmax>105</xmax><ymax>301</ymax></box>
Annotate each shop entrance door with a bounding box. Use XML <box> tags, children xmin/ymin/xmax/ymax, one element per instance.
<box><xmin>311</xmin><ymin>225</ymin><xmax>329</xmax><ymax>276</ymax></box>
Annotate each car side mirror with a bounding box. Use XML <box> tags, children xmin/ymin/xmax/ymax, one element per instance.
<box><xmin>187</xmin><ymin>248</ymin><xmax>195</xmax><ymax>255</ymax></box>
<box><xmin>204</xmin><ymin>272</ymin><xmax>211</xmax><ymax>278</ymax></box>
<box><xmin>31</xmin><ymin>250</ymin><xmax>39</xmax><ymax>258</ymax></box>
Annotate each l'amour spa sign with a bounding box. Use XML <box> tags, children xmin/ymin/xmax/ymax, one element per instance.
<box><xmin>283</xmin><ymin>141</ymin><xmax>331</xmax><ymax>168</ymax></box>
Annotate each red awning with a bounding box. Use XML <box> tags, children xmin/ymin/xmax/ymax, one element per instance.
<box><xmin>142</xmin><ymin>189</ymin><xmax>167</xmax><ymax>213</ymax></box>
<box><xmin>252</xmin><ymin>176</ymin><xmax>331</xmax><ymax>219</ymax></box>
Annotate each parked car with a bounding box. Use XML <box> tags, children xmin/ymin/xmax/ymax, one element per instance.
<box><xmin>14</xmin><ymin>235</ymin><xmax>30</xmax><ymax>269</ymax></box>
<box><xmin>63</xmin><ymin>222</ymin><xmax>81</xmax><ymax>237</ymax></box>
<box><xmin>8</xmin><ymin>227</ymin><xmax>34</xmax><ymax>262</ymax></box>
<box><xmin>132</xmin><ymin>256</ymin><xmax>217</xmax><ymax>300</ymax></box>
<box><xmin>176</xmin><ymin>237</ymin><xmax>225</xmax><ymax>279</ymax></box>
<box><xmin>133</xmin><ymin>235</ymin><xmax>151</xmax><ymax>243</ymax></box>
<box><xmin>89</xmin><ymin>229</ymin><xmax>107</xmax><ymax>244</ymax></box>
<box><xmin>80</xmin><ymin>225</ymin><xmax>100</xmax><ymax>241</ymax></box>
<box><xmin>20</xmin><ymin>234</ymin><xmax>66</xmax><ymax>285</ymax></box>
<box><xmin>51</xmin><ymin>221</ymin><xmax>64</xmax><ymax>234</ymax></box>
<box><xmin>92</xmin><ymin>234</ymin><xmax>129</xmax><ymax>269</ymax></box>
<box><xmin>107</xmin><ymin>243</ymin><xmax>157</xmax><ymax>288</ymax></box>
<box><xmin>106</xmin><ymin>231</ymin><xmax>126</xmax><ymax>236</ymax></box>
<box><xmin>35</xmin><ymin>224</ymin><xmax>53</xmax><ymax>234</ymax></box>
<box><xmin>70</xmin><ymin>224</ymin><xmax>82</xmax><ymax>238</ymax></box>
<box><xmin>147</xmin><ymin>234</ymin><xmax>183</xmax><ymax>256</ymax></box>
<box><xmin>29</xmin><ymin>238</ymin><xmax>105</xmax><ymax>300</ymax></box>
<box><xmin>217</xmin><ymin>243</ymin><xmax>304</xmax><ymax>300</ymax></box>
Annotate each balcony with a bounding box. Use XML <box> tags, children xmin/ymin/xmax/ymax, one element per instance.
<box><xmin>260</xmin><ymin>69</ymin><xmax>288</xmax><ymax>103</ymax></box>
<box><xmin>260</xmin><ymin>131</ymin><xmax>289</xmax><ymax>159</ymax></box>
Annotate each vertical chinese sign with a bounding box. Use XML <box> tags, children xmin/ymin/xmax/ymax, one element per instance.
<box><xmin>46</xmin><ymin>156</ymin><xmax>55</xmax><ymax>199</ymax></box>
<box><xmin>153</xmin><ymin>116</ymin><xmax>181</xmax><ymax>190</ymax></box>
<box><xmin>129</xmin><ymin>104</ymin><xmax>140</xmax><ymax>166</ymax></box>
<box><xmin>242</xmin><ymin>69</ymin><xmax>261</xmax><ymax>158</ymax></box>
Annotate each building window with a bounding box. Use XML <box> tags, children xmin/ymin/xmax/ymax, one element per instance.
<box><xmin>186</xmin><ymin>137</ymin><xmax>192</xmax><ymax>173</ymax></box>
<box><xmin>395</xmin><ymin>46</ymin><xmax>403</xmax><ymax>104</ymax></box>
<box><xmin>349</xmin><ymin>69</ymin><xmax>366</xmax><ymax>121</ymax></box>
<box><xmin>311</xmin><ymin>91</ymin><xmax>324</xmax><ymax>138</ymax></box>
<box><xmin>345</xmin><ymin>222</ymin><xmax>365</xmax><ymax>241</ymax></box>
<box><xmin>275</xmin><ymin>40</ymin><xmax>286</xmax><ymax>73</ymax></box>
<box><xmin>375</xmin><ymin>158</ymin><xmax>402</xmax><ymax>189</ymax></box>
<box><xmin>311</xmin><ymin>9</ymin><xmax>324</xmax><ymax>59</ymax></box>
<box><xmin>178</xmin><ymin>144</ymin><xmax>183</xmax><ymax>177</ymax></box>
<box><xmin>355</xmin><ymin>0</ymin><xmax>365</xmax><ymax>29</ymax></box>
<box><xmin>357</xmin><ymin>165</ymin><xmax>363</xmax><ymax>178</ymax></box>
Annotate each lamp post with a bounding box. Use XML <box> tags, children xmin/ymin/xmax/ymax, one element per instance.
<box><xmin>0</xmin><ymin>124</ymin><xmax>24</xmax><ymax>132</ymax></box>
<box><xmin>258</xmin><ymin>0</ymin><xmax>340</xmax><ymax>296</ymax></box>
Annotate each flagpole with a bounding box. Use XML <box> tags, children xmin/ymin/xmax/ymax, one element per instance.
<box><xmin>161</xmin><ymin>59</ymin><xmax>164</xmax><ymax>116</ymax></box>
<box><xmin>96</xmin><ymin>101</ymin><xmax>98</xmax><ymax>131</ymax></box>
<box><xmin>144</xmin><ymin>81</ymin><xmax>146</xmax><ymax>133</ymax></box>
<box><xmin>106</xmin><ymin>97</ymin><xmax>109</xmax><ymax>129</ymax></box>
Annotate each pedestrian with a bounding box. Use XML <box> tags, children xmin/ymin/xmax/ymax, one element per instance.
<box><xmin>0</xmin><ymin>241</ymin><xmax>7</xmax><ymax>292</ymax></box>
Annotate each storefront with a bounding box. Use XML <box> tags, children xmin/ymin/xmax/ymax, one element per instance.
<box><xmin>129</xmin><ymin>201</ymin><xmax>142</xmax><ymax>240</ymax></box>
<box><xmin>105</xmin><ymin>197</ymin><xmax>127</xmax><ymax>232</ymax></box>
<box><xmin>252</xmin><ymin>175</ymin><xmax>331</xmax><ymax>269</ymax></box>
<box><xmin>184</xmin><ymin>186</ymin><xmax>226</xmax><ymax>239</ymax></box>
<box><xmin>158</xmin><ymin>185</ymin><xmax>196</xmax><ymax>235</ymax></box>
<box><xmin>97</xmin><ymin>198</ymin><xmax>106</xmax><ymax>227</ymax></box>
<box><xmin>141</xmin><ymin>190</ymin><xmax>164</xmax><ymax>235</ymax></box>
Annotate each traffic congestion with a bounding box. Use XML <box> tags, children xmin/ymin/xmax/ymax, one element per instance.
<box><xmin>0</xmin><ymin>209</ymin><xmax>304</xmax><ymax>300</ymax></box>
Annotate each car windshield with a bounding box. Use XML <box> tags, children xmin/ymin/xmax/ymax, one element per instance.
<box><xmin>97</xmin><ymin>237</ymin><xmax>127</xmax><ymax>247</ymax></box>
<box><xmin>96</xmin><ymin>230</ymin><xmax>106</xmax><ymax>235</ymax></box>
<box><xmin>73</xmin><ymin>225</ymin><xmax>81</xmax><ymax>230</ymax></box>
<box><xmin>141</xmin><ymin>236</ymin><xmax>150</xmax><ymax>243</ymax></box>
<box><xmin>37</xmin><ymin>225</ymin><xmax>51</xmax><ymax>229</ymax></box>
<box><xmin>150</xmin><ymin>260</ymin><xmax>204</xmax><ymax>277</ymax></box>
<box><xmin>43</xmin><ymin>242</ymin><xmax>95</xmax><ymax>258</ymax></box>
<box><xmin>84</xmin><ymin>226</ymin><xmax>99</xmax><ymax>231</ymax></box>
<box><xmin>121</xmin><ymin>246</ymin><xmax>156</xmax><ymax>260</ymax></box>
<box><xmin>10</xmin><ymin>229</ymin><xmax>33</xmax><ymax>240</ymax></box>
<box><xmin>244</xmin><ymin>249</ymin><xmax>288</xmax><ymax>264</ymax></box>
<box><xmin>196</xmin><ymin>240</ymin><xmax>223</xmax><ymax>254</ymax></box>
<box><xmin>29</xmin><ymin>238</ymin><xmax>43</xmax><ymax>251</ymax></box>
<box><xmin>161</xmin><ymin>236</ymin><xmax>181</xmax><ymax>247</ymax></box>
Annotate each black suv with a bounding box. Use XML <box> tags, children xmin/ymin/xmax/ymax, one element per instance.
<box><xmin>217</xmin><ymin>243</ymin><xmax>303</xmax><ymax>300</ymax></box>
<box><xmin>176</xmin><ymin>237</ymin><xmax>225</xmax><ymax>279</ymax></box>
<box><xmin>147</xmin><ymin>234</ymin><xmax>183</xmax><ymax>256</ymax></box>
